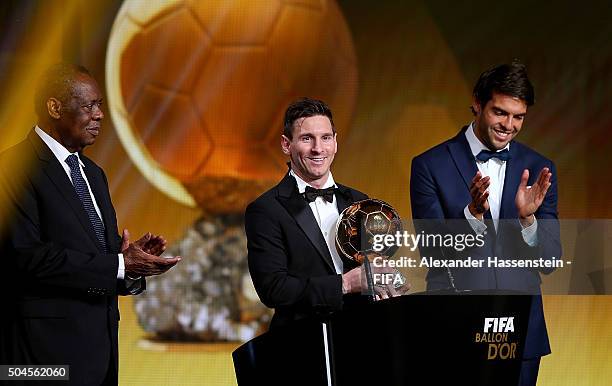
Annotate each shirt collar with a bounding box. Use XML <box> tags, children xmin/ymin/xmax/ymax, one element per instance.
<box><xmin>465</xmin><ymin>122</ymin><xmax>510</xmax><ymax>159</ymax></box>
<box><xmin>289</xmin><ymin>169</ymin><xmax>336</xmax><ymax>194</ymax></box>
<box><xmin>35</xmin><ymin>126</ymin><xmax>84</xmax><ymax>167</ymax></box>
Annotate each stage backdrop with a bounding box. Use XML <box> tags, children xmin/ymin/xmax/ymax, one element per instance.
<box><xmin>0</xmin><ymin>0</ymin><xmax>610</xmax><ymax>384</ymax></box>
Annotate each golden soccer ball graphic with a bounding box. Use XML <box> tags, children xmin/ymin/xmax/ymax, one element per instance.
<box><xmin>106</xmin><ymin>0</ymin><xmax>358</xmax><ymax>214</ymax></box>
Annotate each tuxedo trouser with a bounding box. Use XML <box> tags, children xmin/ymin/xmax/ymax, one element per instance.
<box><xmin>100</xmin><ymin>355</ymin><xmax>117</xmax><ymax>386</ymax></box>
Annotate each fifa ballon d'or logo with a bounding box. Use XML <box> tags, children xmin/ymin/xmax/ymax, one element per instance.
<box><xmin>474</xmin><ymin>317</ymin><xmax>519</xmax><ymax>360</ymax></box>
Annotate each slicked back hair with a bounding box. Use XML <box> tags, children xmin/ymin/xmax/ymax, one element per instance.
<box><xmin>472</xmin><ymin>61</ymin><xmax>534</xmax><ymax>114</ymax></box>
<box><xmin>283</xmin><ymin>97</ymin><xmax>335</xmax><ymax>139</ymax></box>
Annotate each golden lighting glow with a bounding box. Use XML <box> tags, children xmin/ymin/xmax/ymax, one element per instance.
<box><xmin>105</xmin><ymin>0</ymin><xmax>358</xmax><ymax>212</ymax></box>
<box><xmin>0</xmin><ymin>0</ymin><xmax>82</xmax><ymax>215</ymax></box>
<box><xmin>106</xmin><ymin>0</ymin><xmax>197</xmax><ymax>207</ymax></box>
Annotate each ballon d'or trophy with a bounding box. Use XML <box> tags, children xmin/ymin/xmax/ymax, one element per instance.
<box><xmin>336</xmin><ymin>199</ymin><xmax>406</xmax><ymax>299</ymax></box>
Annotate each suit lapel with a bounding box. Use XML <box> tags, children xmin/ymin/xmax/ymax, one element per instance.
<box><xmin>28</xmin><ymin>132</ymin><xmax>103</xmax><ymax>252</ymax></box>
<box><xmin>447</xmin><ymin>127</ymin><xmax>494</xmax><ymax>222</ymax></box>
<box><xmin>276</xmin><ymin>173</ymin><xmax>336</xmax><ymax>273</ymax></box>
<box><xmin>335</xmin><ymin>184</ymin><xmax>355</xmax><ymax>214</ymax></box>
<box><xmin>447</xmin><ymin>127</ymin><xmax>479</xmax><ymax>192</ymax></box>
<box><xmin>334</xmin><ymin>184</ymin><xmax>362</xmax><ymax>270</ymax></box>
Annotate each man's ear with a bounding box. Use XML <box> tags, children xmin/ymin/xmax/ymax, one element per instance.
<box><xmin>47</xmin><ymin>98</ymin><xmax>62</xmax><ymax>119</ymax></box>
<box><xmin>471</xmin><ymin>97</ymin><xmax>481</xmax><ymax>116</ymax></box>
<box><xmin>281</xmin><ymin>135</ymin><xmax>291</xmax><ymax>155</ymax></box>
<box><xmin>333</xmin><ymin>133</ymin><xmax>338</xmax><ymax>154</ymax></box>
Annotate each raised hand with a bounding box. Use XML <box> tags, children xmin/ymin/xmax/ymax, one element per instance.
<box><xmin>515</xmin><ymin>168</ymin><xmax>552</xmax><ymax>226</ymax></box>
<box><xmin>468</xmin><ymin>171</ymin><xmax>490</xmax><ymax>220</ymax></box>
<box><xmin>133</xmin><ymin>232</ymin><xmax>167</xmax><ymax>256</ymax></box>
<box><xmin>121</xmin><ymin>229</ymin><xmax>180</xmax><ymax>277</ymax></box>
<box><xmin>120</xmin><ymin>229</ymin><xmax>130</xmax><ymax>252</ymax></box>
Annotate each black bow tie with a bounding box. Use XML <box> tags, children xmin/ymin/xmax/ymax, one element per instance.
<box><xmin>304</xmin><ymin>186</ymin><xmax>336</xmax><ymax>203</ymax></box>
<box><xmin>476</xmin><ymin>148</ymin><xmax>511</xmax><ymax>162</ymax></box>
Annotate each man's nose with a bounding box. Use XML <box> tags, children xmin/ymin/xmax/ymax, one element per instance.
<box><xmin>502</xmin><ymin>115</ymin><xmax>514</xmax><ymax>129</ymax></box>
<box><xmin>92</xmin><ymin>104</ymin><xmax>104</xmax><ymax>120</ymax></box>
<box><xmin>311</xmin><ymin>138</ymin><xmax>322</xmax><ymax>152</ymax></box>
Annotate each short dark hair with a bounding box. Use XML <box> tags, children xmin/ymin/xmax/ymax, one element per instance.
<box><xmin>472</xmin><ymin>61</ymin><xmax>535</xmax><ymax>114</ymax></box>
<box><xmin>34</xmin><ymin>63</ymin><xmax>92</xmax><ymax>118</ymax></box>
<box><xmin>283</xmin><ymin>97</ymin><xmax>335</xmax><ymax>139</ymax></box>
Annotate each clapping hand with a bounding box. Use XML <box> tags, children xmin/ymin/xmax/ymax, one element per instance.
<box><xmin>133</xmin><ymin>232</ymin><xmax>167</xmax><ymax>256</ymax></box>
<box><xmin>515</xmin><ymin>168</ymin><xmax>552</xmax><ymax>226</ymax></box>
<box><xmin>121</xmin><ymin>229</ymin><xmax>180</xmax><ymax>277</ymax></box>
<box><xmin>468</xmin><ymin>171</ymin><xmax>490</xmax><ymax>220</ymax></box>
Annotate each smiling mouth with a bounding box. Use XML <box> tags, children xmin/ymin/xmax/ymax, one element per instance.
<box><xmin>493</xmin><ymin>128</ymin><xmax>512</xmax><ymax>140</ymax></box>
<box><xmin>308</xmin><ymin>157</ymin><xmax>326</xmax><ymax>164</ymax></box>
<box><xmin>87</xmin><ymin>127</ymin><xmax>100</xmax><ymax>136</ymax></box>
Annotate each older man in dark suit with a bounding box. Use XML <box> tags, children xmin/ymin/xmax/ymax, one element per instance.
<box><xmin>0</xmin><ymin>63</ymin><xmax>180</xmax><ymax>385</ymax></box>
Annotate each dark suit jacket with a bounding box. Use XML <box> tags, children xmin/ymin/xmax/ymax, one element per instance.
<box><xmin>245</xmin><ymin>172</ymin><xmax>367</xmax><ymax>329</ymax></box>
<box><xmin>0</xmin><ymin>131</ymin><xmax>144</xmax><ymax>385</ymax></box>
<box><xmin>410</xmin><ymin>126</ymin><xmax>561</xmax><ymax>358</ymax></box>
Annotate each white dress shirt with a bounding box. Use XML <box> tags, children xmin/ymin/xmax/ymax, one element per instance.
<box><xmin>462</xmin><ymin>123</ymin><xmax>537</xmax><ymax>246</ymax></box>
<box><xmin>290</xmin><ymin>170</ymin><xmax>344</xmax><ymax>274</ymax></box>
<box><xmin>35</xmin><ymin>126</ymin><xmax>127</xmax><ymax>279</ymax></box>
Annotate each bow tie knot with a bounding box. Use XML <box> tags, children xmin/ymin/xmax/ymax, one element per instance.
<box><xmin>476</xmin><ymin>148</ymin><xmax>511</xmax><ymax>162</ymax></box>
<box><xmin>304</xmin><ymin>186</ymin><xmax>336</xmax><ymax>203</ymax></box>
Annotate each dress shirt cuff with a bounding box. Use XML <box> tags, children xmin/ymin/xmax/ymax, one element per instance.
<box><xmin>464</xmin><ymin>204</ymin><xmax>487</xmax><ymax>235</ymax></box>
<box><xmin>118</xmin><ymin>252</ymin><xmax>143</xmax><ymax>283</ymax></box>
<box><xmin>520</xmin><ymin>216</ymin><xmax>538</xmax><ymax>247</ymax></box>
<box><xmin>117</xmin><ymin>253</ymin><xmax>125</xmax><ymax>280</ymax></box>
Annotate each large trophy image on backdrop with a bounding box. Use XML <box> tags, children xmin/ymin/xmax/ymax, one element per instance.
<box><xmin>105</xmin><ymin>0</ymin><xmax>358</xmax><ymax>341</ymax></box>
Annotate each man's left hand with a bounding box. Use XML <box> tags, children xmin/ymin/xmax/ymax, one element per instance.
<box><xmin>134</xmin><ymin>232</ymin><xmax>167</xmax><ymax>256</ymax></box>
<box><xmin>120</xmin><ymin>230</ymin><xmax>167</xmax><ymax>256</ymax></box>
<box><xmin>515</xmin><ymin>167</ymin><xmax>552</xmax><ymax>226</ymax></box>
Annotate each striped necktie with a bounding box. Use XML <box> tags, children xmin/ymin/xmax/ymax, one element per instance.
<box><xmin>65</xmin><ymin>154</ymin><xmax>107</xmax><ymax>253</ymax></box>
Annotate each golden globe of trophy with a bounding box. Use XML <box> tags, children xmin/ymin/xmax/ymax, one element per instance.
<box><xmin>336</xmin><ymin>199</ymin><xmax>403</xmax><ymax>264</ymax></box>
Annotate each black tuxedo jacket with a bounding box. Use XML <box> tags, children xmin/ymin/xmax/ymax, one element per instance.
<box><xmin>0</xmin><ymin>131</ymin><xmax>144</xmax><ymax>385</ymax></box>
<box><xmin>245</xmin><ymin>172</ymin><xmax>367</xmax><ymax>329</ymax></box>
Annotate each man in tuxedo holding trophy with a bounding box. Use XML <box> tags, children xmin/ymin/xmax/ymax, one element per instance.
<box><xmin>246</xmin><ymin>98</ymin><xmax>404</xmax><ymax>330</ymax></box>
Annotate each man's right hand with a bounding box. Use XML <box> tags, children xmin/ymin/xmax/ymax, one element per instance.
<box><xmin>342</xmin><ymin>265</ymin><xmax>409</xmax><ymax>299</ymax></box>
<box><xmin>342</xmin><ymin>266</ymin><xmax>362</xmax><ymax>294</ymax></box>
<box><xmin>121</xmin><ymin>229</ymin><xmax>181</xmax><ymax>277</ymax></box>
<box><xmin>468</xmin><ymin>171</ymin><xmax>490</xmax><ymax>220</ymax></box>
